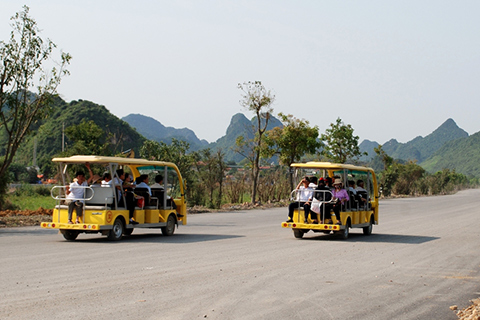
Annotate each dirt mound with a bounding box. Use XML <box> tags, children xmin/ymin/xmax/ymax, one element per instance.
<box><xmin>0</xmin><ymin>208</ymin><xmax>53</xmax><ymax>217</ymax></box>
<box><xmin>452</xmin><ymin>298</ymin><xmax>480</xmax><ymax>319</ymax></box>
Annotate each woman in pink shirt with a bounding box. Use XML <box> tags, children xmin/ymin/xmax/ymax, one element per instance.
<box><xmin>331</xmin><ymin>178</ymin><xmax>349</xmax><ymax>225</ymax></box>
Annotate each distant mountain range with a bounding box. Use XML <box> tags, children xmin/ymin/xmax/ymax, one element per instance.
<box><xmin>358</xmin><ymin>118</ymin><xmax>479</xmax><ymax>177</ymax></box>
<box><xmin>122</xmin><ymin>114</ymin><xmax>209</xmax><ymax>151</ymax></box>
<box><xmin>122</xmin><ymin>112</ymin><xmax>283</xmax><ymax>163</ymax></box>
<box><xmin>359</xmin><ymin>118</ymin><xmax>469</xmax><ymax>162</ymax></box>
<box><xmin>6</xmin><ymin>94</ymin><xmax>479</xmax><ymax>178</ymax></box>
<box><xmin>124</xmin><ymin>114</ymin><xmax>480</xmax><ymax>177</ymax></box>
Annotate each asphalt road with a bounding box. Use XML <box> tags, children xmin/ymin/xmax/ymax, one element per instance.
<box><xmin>1</xmin><ymin>189</ymin><xmax>480</xmax><ymax>320</ymax></box>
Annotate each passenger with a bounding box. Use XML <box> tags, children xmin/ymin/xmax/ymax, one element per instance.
<box><xmin>66</xmin><ymin>163</ymin><xmax>93</xmax><ymax>224</ymax></box>
<box><xmin>325</xmin><ymin>177</ymin><xmax>334</xmax><ymax>190</ymax></box>
<box><xmin>285</xmin><ymin>177</ymin><xmax>313</xmax><ymax>223</ymax></box>
<box><xmin>348</xmin><ymin>180</ymin><xmax>361</xmax><ymax>209</ymax></box>
<box><xmin>304</xmin><ymin>177</ymin><xmax>318</xmax><ymax>223</ymax></box>
<box><xmin>309</xmin><ymin>176</ymin><xmax>318</xmax><ymax>188</ymax></box>
<box><xmin>123</xmin><ymin>174</ymin><xmax>135</xmax><ymax>189</ymax></box>
<box><xmin>151</xmin><ymin>175</ymin><xmax>179</xmax><ymax>214</ymax></box>
<box><xmin>356</xmin><ymin>179</ymin><xmax>368</xmax><ymax>205</ymax></box>
<box><xmin>135</xmin><ymin>174</ymin><xmax>151</xmax><ymax>195</ymax></box>
<box><xmin>90</xmin><ymin>175</ymin><xmax>102</xmax><ymax>187</ymax></box>
<box><xmin>347</xmin><ymin>180</ymin><xmax>357</xmax><ymax>195</ymax></box>
<box><xmin>150</xmin><ymin>174</ymin><xmax>164</xmax><ymax>189</ymax></box>
<box><xmin>310</xmin><ymin>177</ymin><xmax>333</xmax><ymax>224</ymax></box>
<box><xmin>101</xmin><ymin>172</ymin><xmax>112</xmax><ymax>186</ymax></box>
<box><xmin>113</xmin><ymin>169</ymin><xmax>125</xmax><ymax>204</ymax></box>
<box><xmin>356</xmin><ymin>180</ymin><xmax>367</xmax><ymax>193</ymax></box>
<box><xmin>331</xmin><ymin>178</ymin><xmax>349</xmax><ymax>225</ymax></box>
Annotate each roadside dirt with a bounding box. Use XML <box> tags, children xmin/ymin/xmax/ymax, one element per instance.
<box><xmin>451</xmin><ymin>298</ymin><xmax>480</xmax><ymax>319</ymax></box>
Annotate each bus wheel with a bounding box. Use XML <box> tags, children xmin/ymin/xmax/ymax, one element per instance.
<box><xmin>108</xmin><ymin>217</ymin><xmax>124</xmax><ymax>241</ymax></box>
<box><xmin>161</xmin><ymin>214</ymin><xmax>176</xmax><ymax>236</ymax></box>
<box><xmin>339</xmin><ymin>220</ymin><xmax>350</xmax><ymax>240</ymax></box>
<box><xmin>363</xmin><ymin>216</ymin><xmax>374</xmax><ymax>236</ymax></box>
<box><xmin>293</xmin><ymin>229</ymin><xmax>304</xmax><ymax>239</ymax></box>
<box><xmin>61</xmin><ymin>230</ymin><xmax>79</xmax><ymax>241</ymax></box>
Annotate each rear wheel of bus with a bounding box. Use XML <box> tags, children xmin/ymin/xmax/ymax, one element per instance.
<box><xmin>61</xmin><ymin>230</ymin><xmax>79</xmax><ymax>241</ymax></box>
<box><xmin>108</xmin><ymin>217</ymin><xmax>125</xmax><ymax>241</ymax></box>
<box><xmin>363</xmin><ymin>215</ymin><xmax>374</xmax><ymax>236</ymax></box>
<box><xmin>293</xmin><ymin>229</ymin><xmax>304</xmax><ymax>239</ymax></box>
<box><xmin>161</xmin><ymin>214</ymin><xmax>176</xmax><ymax>236</ymax></box>
<box><xmin>338</xmin><ymin>218</ymin><xmax>351</xmax><ymax>239</ymax></box>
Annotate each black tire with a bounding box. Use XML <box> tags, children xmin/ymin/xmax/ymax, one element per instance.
<box><xmin>339</xmin><ymin>219</ymin><xmax>350</xmax><ymax>240</ymax></box>
<box><xmin>293</xmin><ymin>229</ymin><xmax>304</xmax><ymax>239</ymax></box>
<box><xmin>363</xmin><ymin>216</ymin><xmax>374</xmax><ymax>236</ymax></box>
<box><xmin>161</xmin><ymin>214</ymin><xmax>176</xmax><ymax>236</ymax></box>
<box><xmin>61</xmin><ymin>230</ymin><xmax>79</xmax><ymax>241</ymax></box>
<box><xmin>108</xmin><ymin>217</ymin><xmax>124</xmax><ymax>241</ymax></box>
<box><xmin>124</xmin><ymin>228</ymin><xmax>134</xmax><ymax>236</ymax></box>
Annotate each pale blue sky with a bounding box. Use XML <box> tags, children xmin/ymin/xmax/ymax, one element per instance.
<box><xmin>1</xmin><ymin>1</ymin><xmax>479</xmax><ymax>144</ymax></box>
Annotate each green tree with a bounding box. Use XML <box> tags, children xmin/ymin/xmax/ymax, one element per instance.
<box><xmin>320</xmin><ymin>118</ymin><xmax>366</xmax><ymax>163</ymax></box>
<box><xmin>193</xmin><ymin>148</ymin><xmax>226</xmax><ymax>208</ymax></box>
<box><xmin>0</xmin><ymin>6</ymin><xmax>71</xmax><ymax>208</ymax></box>
<box><xmin>264</xmin><ymin>113</ymin><xmax>321</xmax><ymax>190</ymax></box>
<box><xmin>63</xmin><ymin>119</ymin><xmax>111</xmax><ymax>156</ymax></box>
<box><xmin>236</xmin><ymin>81</ymin><xmax>275</xmax><ymax>204</ymax></box>
<box><xmin>139</xmin><ymin>138</ymin><xmax>201</xmax><ymax>205</ymax></box>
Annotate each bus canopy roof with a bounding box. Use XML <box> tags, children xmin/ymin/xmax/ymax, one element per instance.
<box><xmin>291</xmin><ymin>162</ymin><xmax>374</xmax><ymax>173</ymax></box>
<box><xmin>52</xmin><ymin>155</ymin><xmax>178</xmax><ymax>169</ymax></box>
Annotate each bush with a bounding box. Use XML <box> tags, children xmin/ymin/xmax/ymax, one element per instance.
<box><xmin>12</xmin><ymin>184</ymin><xmax>51</xmax><ymax>197</ymax></box>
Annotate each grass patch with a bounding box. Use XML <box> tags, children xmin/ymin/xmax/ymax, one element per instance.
<box><xmin>8</xmin><ymin>195</ymin><xmax>55</xmax><ymax>211</ymax></box>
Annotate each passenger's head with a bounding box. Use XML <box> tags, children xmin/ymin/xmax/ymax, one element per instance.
<box><xmin>116</xmin><ymin>169</ymin><xmax>125</xmax><ymax>180</ymax></box>
<box><xmin>75</xmin><ymin>171</ymin><xmax>86</xmax><ymax>184</ymax></box>
<box><xmin>357</xmin><ymin>180</ymin><xmax>364</xmax><ymax>187</ymax></box>
<box><xmin>325</xmin><ymin>177</ymin><xmax>333</xmax><ymax>186</ymax></box>
<box><xmin>348</xmin><ymin>180</ymin><xmax>355</xmax><ymax>187</ymax></box>
<box><xmin>309</xmin><ymin>176</ymin><xmax>318</xmax><ymax>185</ymax></box>
<box><xmin>138</xmin><ymin>174</ymin><xmax>149</xmax><ymax>184</ymax></box>
<box><xmin>91</xmin><ymin>175</ymin><xmax>102</xmax><ymax>184</ymax></box>
<box><xmin>155</xmin><ymin>175</ymin><xmax>164</xmax><ymax>183</ymax></box>
<box><xmin>302</xmin><ymin>176</ymin><xmax>310</xmax><ymax>186</ymax></box>
<box><xmin>333</xmin><ymin>178</ymin><xmax>343</xmax><ymax>189</ymax></box>
<box><xmin>318</xmin><ymin>177</ymin><xmax>326</xmax><ymax>186</ymax></box>
<box><xmin>102</xmin><ymin>172</ymin><xmax>111</xmax><ymax>181</ymax></box>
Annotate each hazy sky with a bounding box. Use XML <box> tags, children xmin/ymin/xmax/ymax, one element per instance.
<box><xmin>1</xmin><ymin>1</ymin><xmax>479</xmax><ymax>144</ymax></box>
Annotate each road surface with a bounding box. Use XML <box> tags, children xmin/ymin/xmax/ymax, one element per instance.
<box><xmin>1</xmin><ymin>189</ymin><xmax>480</xmax><ymax>319</ymax></box>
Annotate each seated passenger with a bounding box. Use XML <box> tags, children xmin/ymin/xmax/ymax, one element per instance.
<box><xmin>101</xmin><ymin>172</ymin><xmax>112</xmax><ymax>186</ymax></box>
<box><xmin>150</xmin><ymin>175</ymin><xmax>179</xmax><ymax>212</ymax></box>
<box><xmin>285</xmin><ymin>177</ymin><xmax>313</xmax><ymax>223</ymax></box>
<box><xmin>309</xmin><ymin>177</ymin><xmax>333</xmax><ymax>224</ymax></box>
<box><xmin>331</xmin><ymin>178</ymin><xmax>349</xmax><ymax>225</ymax></box>
<box><xmin>356</xmin><ymin>179</ymin><xmax>368</xmax><ymax>206</ymax></box>
<box><xmin>135</xmin><ymin>174</ymin><xmax>151</xmax><ymax>195</ymax></box>
<box><xmin>347</xmin><ymin>180</ymin><xmax>357</xmax><ymax>195</ymax></box>
<box><xmin>348</xmin><ymin>180</ymin><xmax>360</xmax><ymax>209</ymax></box>
<box><xmin>90</xmin><ymin>175</ymin><xmax>102</xmax><ymax>187</ymax></box>
<box><xmin>113</xmin><ymin>169</ymin><xmax>125</xmax><ymax>205</ymax></box>
<box><xmin>66</xmin><ymin>163</ymin><xmax>93</xmax><ymax>224</ymax></box>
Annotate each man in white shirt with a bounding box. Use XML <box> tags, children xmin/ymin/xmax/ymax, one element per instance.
<box><xmin>66</xmin><ymin>163</ymin><xmax>93</xmax><ymax>224</ymax></box>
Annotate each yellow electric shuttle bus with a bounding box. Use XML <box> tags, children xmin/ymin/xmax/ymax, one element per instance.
<box><xmin>41</xmin><ymin>155</ymin><xmax>186</xmax><ymax>241</ymax></box>
<box><xmin>281</xmin><ymin>162</ymin><xmax>379</xmax><ymax>239</ymax></box>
